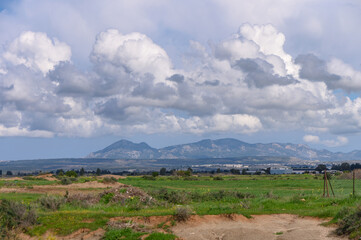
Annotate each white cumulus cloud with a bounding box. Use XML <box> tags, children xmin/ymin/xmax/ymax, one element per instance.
<box><xmin>3</xmin><ymin>31</ymin><xmax>71</xmax><ymax>75</ymax></box>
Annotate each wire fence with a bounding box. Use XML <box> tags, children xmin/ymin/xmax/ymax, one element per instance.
<box><xmin>325</xmin><ymin>169</ymin><xmax>361</xmax><ymax>197</ymax></box>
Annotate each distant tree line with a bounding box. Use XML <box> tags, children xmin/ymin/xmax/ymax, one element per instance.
<box><xmin>331</xmin><ymin>162</ymin><xmax>361</xmax><ymax>171</ymax></box>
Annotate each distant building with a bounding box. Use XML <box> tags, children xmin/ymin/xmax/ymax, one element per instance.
<box><xmin>270</xmin><ymin>168</ymin><xmax>293</xmax><ymax>175</ymax></box>
<box><xmin>292</xmin><ymin>168</ymin><xmax>316</xmax><ymax>174</ymax></box>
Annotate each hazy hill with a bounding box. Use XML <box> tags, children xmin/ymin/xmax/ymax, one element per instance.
<box><xmin>87</xmin><ymin>138</ymin><xmax>361</xmax><ymax>161</ymax></box>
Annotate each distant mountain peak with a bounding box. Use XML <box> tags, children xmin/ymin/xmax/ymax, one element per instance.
<box><xmin>86</xmin><ymin>138</ymin><xmax>361</xmax><ymax>161</ymax></box>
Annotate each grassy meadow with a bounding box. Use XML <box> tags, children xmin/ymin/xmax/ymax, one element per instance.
<box><xmin>0</xmin><ymin>173</ymin><xmax>360</xmax><ymax>239</ymax></box>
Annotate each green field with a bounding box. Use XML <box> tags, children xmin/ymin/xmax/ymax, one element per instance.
<box><xmin>0</xmin><ymin>174</ymin><xmax>360</xmax><ymax>239</ymax></box>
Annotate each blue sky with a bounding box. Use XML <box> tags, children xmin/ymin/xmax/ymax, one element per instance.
<box><xmin>1</xmin><ymin>0</ymin><xmax>361</xmax><ymax>160</ymax></box>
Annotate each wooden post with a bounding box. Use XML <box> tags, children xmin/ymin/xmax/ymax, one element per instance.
<box><xmin>328</xmin><ymin>176</ymin><xmax>335</xmax><ymax>197</ymax></box>
<box><xmin>323</xmin><ymin>171</ymin><xmax>326</xmax><ymax>197</ymax></box>
<box><xmin>353</xmin><ymin>170</ymin><xmax>356</xmax><ymax>196</ymax></box>
<box><xmin>325</xmin><ymin>170</ymin><xmax>329</xmax><ymax>197</ymax></box>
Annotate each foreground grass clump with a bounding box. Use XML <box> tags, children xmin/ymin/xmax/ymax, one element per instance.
<box><xmin>145</xmin><ymin>232</ymin><xmax>177</xmax><ymax>240</ymax></box>
<box><xmin>335</xmin><ymin>207</ymin><xmax>361</xmax><ymax>238</ymax></box>
<box><xmin>174</xmin><ymin>206</ymin><xmax>192</xmax><ymax>222</ymax></box>
<box><xmin>103</xmin><ymin>228</ymin><xmax>177</xmax><ymax>240</ymax></box>
<box><xmin>103</xmin><ymin>228</ymin><xmax>146</xmax><ymax>240</ymax></box>
<box><xmin>0</xmin><ymin>199</ymin><xmax>37</xmax><ymax>238</ymax></box>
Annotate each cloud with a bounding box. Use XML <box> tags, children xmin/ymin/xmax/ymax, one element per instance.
<box><xmin>303</xmin><ymin>134</ymin><xmax>348</xmax><ymax>147</ymax></box>
<box><xmin>90</xmin><ymin>29</ymin><xmax>173</xmax><ymax>84</ymax></box>
<box><xmin>3</xmin><ymin>31</ymin><xmax>71</xmax><ymax>75</ymax></box>
<box><xmin>303</xmin><ymin>134</ymin><xmax>320</xmax><ymax>143</ymax></box>
<box><xmin>0</xmin><ymin>24</ymin><xmax>360</xmax><ymax>143</ymax></box>
<box><xmin>323</xmin><ymin>136</ymin><xmax>348</xmax><ymax>147</ymax></box>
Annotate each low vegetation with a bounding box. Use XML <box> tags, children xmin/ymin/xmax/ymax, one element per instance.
<box><xmin>0</xmin><ymin>173</ymin><xmax>361</xmax><ymax>239</ymax></box>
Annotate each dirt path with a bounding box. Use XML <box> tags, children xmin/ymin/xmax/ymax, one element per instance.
<box><xmin>0</xmin><ymin>181</ymin><xmax>124</xmax><ymax>195</ymax></box>
<box><xmin>171</xmin><ymin>214</ymin><xmax>347</xmax><ymax>240</ymax></box>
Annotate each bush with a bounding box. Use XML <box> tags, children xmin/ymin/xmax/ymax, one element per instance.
<box><xmin>142</xmin><ymin>175</ymin><xmax>156</xmax><ymax>180</ymax></box>
<box><xmin>65</xmin><ymin>170</ymin><xmax>78</xmax><ymax>178</ymax></box>
<box><xmin>212</xmin><ymin>176</ymin><xmax>224</xmax><ymax>181</ymax></box>
<box><xmin>38</xmin><ymin>195</ymin><xmax>65</xmax><ymax>211</ymax></box>
<box><xmin>0</xmin><ymin>199</ymin><xmax>37</xmax><ymax>238</ymax></box>
<box><xmin>60</xmin><ymin>177</ymin><xmax>76</xmax><ymax>185</ymax></box>
<box><xmin>174</xmin><ymin>206</ymin><xmax>192</xmax><ymax>222</ymax></box>
<box><xmin>65</xmin><ymin>193</ymin><xmax>100</xmax><ymax>207</ymax></box>
<box><xmin>100</xmin><ymin>193</ymin><xmax>115</xmax><ymax>204</ymax></box>
<box><xmin>150</xmin><ymin>188</ymin><xmax>253</xmax><ymax>204</ymax></box>
<box><xmin>336</xmin><ymin>207</ymin><xmax>361</xmax><ymax>238</ymax></box>
<box><xmin>103</xmin><ymin>228</ymin><xmax>145</xmax><ymax>240</ymax></box>
<box><xmin>103</xmin><ymin>177</ymin><xmax>118</xmax><ymax>184</ymax></box>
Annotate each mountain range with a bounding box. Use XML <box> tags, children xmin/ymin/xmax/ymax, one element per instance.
<box><xmin>87</xmin><ymin>138</ymin><xmax>361</xmax><ymax>161</ymax></box>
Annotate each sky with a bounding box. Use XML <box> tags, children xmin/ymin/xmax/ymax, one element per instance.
<box><xmin>1</xmin><ymin>0</ymin><xmax>361</xmax><ymax>160</ymax></box>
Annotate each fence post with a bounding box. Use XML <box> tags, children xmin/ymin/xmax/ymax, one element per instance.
<box><xmin>325</xmin><ymin>170</ymin><xmax>329</xmax><ymax>197</ymax></box>
<box><xmin>353</xmin><ymin>170</ymin><xmax>355</xmax><ymax>196</ymax></box>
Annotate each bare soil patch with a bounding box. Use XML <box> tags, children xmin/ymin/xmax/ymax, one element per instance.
<box><xmin>0</xmin><ymin>181</ymin><xmax>125</xmax><ymax>195</ymax></box>
<box><xmin>33</xmin><ymin>173</ymin><xmax>58</xmax><ymax>181</ymax></box>
<box><xmin>171</xmin><ymin>214</ymin><xmax>347</xmax><ymax>240</ymax></box>
<box><xmin>98</xmin><ymin>174</ymin><xmax>126</xmax><ymax>179</ymax></box>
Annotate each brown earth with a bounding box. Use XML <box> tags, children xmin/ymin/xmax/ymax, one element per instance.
<box><xmin>171</xmin><ymin>214</ymin><xmax>347</xmax><ymax>240</ymax></box>
<box><xmin>33</xmin><ymin>173</ymin><xmax>58</xmax><ymax>181</ymax></box>
<box><xmin>17</xmin><ymin>214</ymin><xmax>347</xmax><ymax>240</ymax></box>
<box><xmin>0</xmin><ymin>181</ymin><xmax>124</xmax><ymax>195</ymax></box>
<box><xmin>98</xmin><ymin>174</ymin><xmax>126</xmax><ymax>179</ymax></box>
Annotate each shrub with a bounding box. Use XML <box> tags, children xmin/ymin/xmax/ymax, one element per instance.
<box><xmin>0</xmin><ymin>199</ymin><xmax>37</xmax><ymax>238</ymax></box>
<box><xmin>103</xmin><ymin>228</ymin><xmax>145</xmax><ymax>240</ymax></box>
<box><xmin>65</xmin><ymin>170</ymin><xmax>78</xmax><ymax>178</ymax></box>
<box><xmin>100</xmin><ymin>193</ymin><xmax>115</xmax><ymax>204</ymax></box>
<box><xmin>336</xmin><ymin>207</ymin><xmax>361</xmax><ymax>238</ymax></box>
<box><xmin>38</xmin><ymin>195</ymin><xmax>65</xmax><ymax>211</ymax></box>
<box><xmin>174</xmin><ymin>206</ymin><xmax>192</xmax><ymax>222</ymax></box>
<box><xmin>212</xmin><ymin>176</ymin><xmax>224</xmax><ymax>181</ymax></box>
<box><xmin>142</xmin><ymin>175</ymin><xmax>156</xmax><ymax>180</ymax></box>
<box><xmin>103</xmin><ymin>177</ymin><xmax>117</xmax><ymax>184</ymax></box>
<box><xmin>60</xmin><ymin>177</ymin><xmax>76</xmax><ymax>185</ymax></box>
<box><xmin>65</xmin><ymin>193</ymin><xmax>100</xmax><ymax>207</ymax></box>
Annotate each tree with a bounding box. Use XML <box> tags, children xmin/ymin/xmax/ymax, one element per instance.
<box><xmin>56</xmin><ymin>169</ymin><xmax>64</xmax><ymax>176</ymax></box>
<box><xmin>152</xmin><ymin>172</ymin><xmax>159</xmax><ymax>177</ymax></box>
<box><xmin>340</xmin><ymin>162</ymin><xmax>351</xmax><ymax>171</ymax></box>
<box><xmin>216</xmin><ymin>168</ymin><xmax>221</xmax><ymax>173</ymax></box>
<box><xmin>315</xmin><ymin>164</ymin><xmax>327</xmax><ymax>173</ymax></box>
<box><xmin>242</xmin><ymin>169</ymin><xmax>247</xmax><ymax>175</ymax></box>
<box><xmin>96</xmin><ymin>168</ymin><xmax>101</xmax><ymax>176</ymax></box>
<box><xmin>159</xmin><ymin>168</ymin><xmax>166</xmax><ymax>176</ymax></box>
<box><xmin>6</xmin><ymin>171</ymin><xmax>13</xmax><ymax>176</ymax></box>
<box><xmin>65</xmin><ymin>170</ymin><xmax>78</xmax><ymax>178</ymax></box>
<box><xmin>80</xmin><ymin>168</ymin><xmax>85</xmax><ymax>176</ymax></box>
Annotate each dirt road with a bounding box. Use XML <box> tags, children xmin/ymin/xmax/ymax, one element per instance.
<box><xmin>171</xmin><ymin>214</ymin><xmax>346</xmax><ymax>240</ymax></box>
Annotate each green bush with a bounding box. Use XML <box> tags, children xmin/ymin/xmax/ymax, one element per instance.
<box><xmin>60</xmin><ymin>177</ymin><xmax>76</xmax><ymax>185</ymax></box>
<box><xmin>103</xmin><ymin>177</ymin><xmax>118</xmax><ymax>184</ymax></box>
<box><xmin>65</xmin><ymin>170</ymin><xmax>78</xmax><ymax>178</ymax></box>
<box><xmin>0</xmin><ymin>199</ymin><xmax>37</xmax><ymax>238</ymax></box>
<box><xmin>38</xmin><ymin>195</ymin><xmax>65</xmax><ymax>211</ymax></box>
<box><xmin>100</xmin><ymin>193</ymin><xmax>115</xmax><ymax>204</ymax></box>
<box><xmin>142</xmin><ymin>175</ymin><xmax>156</xmax><ymax>181</ymax></box>
<box><xmin>174</xmin><ymin>206</ymin><xmax>192</xmax><ymax>222</ymax></box>
<box><xmin>103</xmin><ymin>228</ymin><xmax>145</xmax><ymax>240</ymax></box>
<box><xmin>150</xmin><ymin>188</ymin><xmax>253</xmax><ymax>204</ymax></box>
<box><xmin>336</xmin><ymin>207</ymin><xmax>361</xmax><ymax>238</ymax></box>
